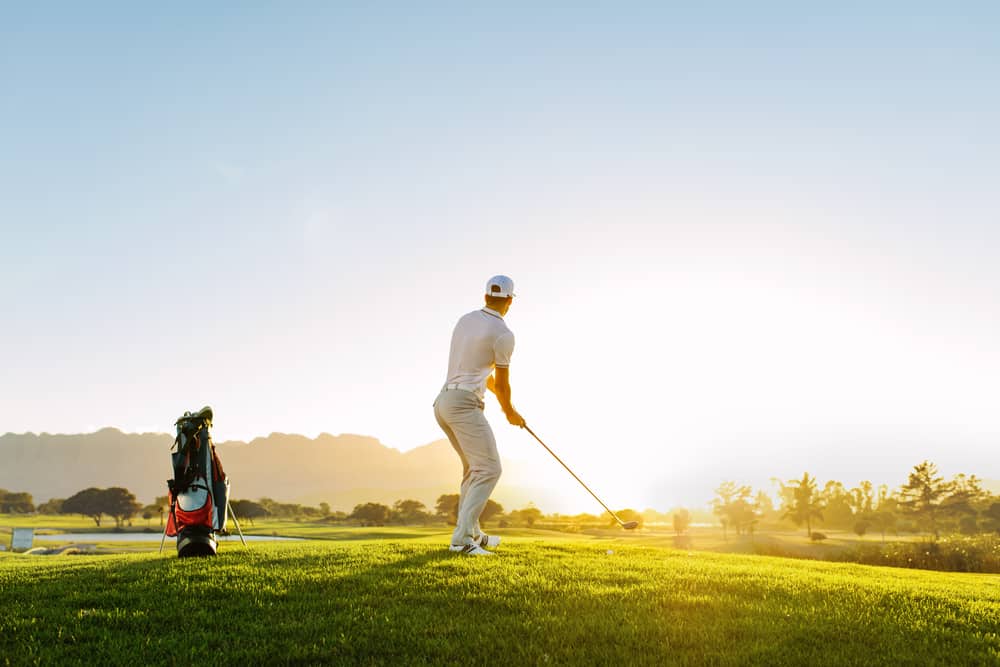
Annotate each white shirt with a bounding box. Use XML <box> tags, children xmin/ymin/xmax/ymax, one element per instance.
<box><xmin>443</xmin><ymin>307</ymin><xmax>515</xmax><ymax>399</ymax></box>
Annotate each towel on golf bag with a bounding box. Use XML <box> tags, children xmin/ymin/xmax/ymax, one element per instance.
<box><xmin>166</xmin><ymin>406</ymin><xmax>230</xmax><ymax>551</ymax></box>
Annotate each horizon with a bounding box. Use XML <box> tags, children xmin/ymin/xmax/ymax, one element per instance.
<box><xmin>3</xmin><ymin>4</ymin><xmax>998</xmax><ymax>514</ymax></box>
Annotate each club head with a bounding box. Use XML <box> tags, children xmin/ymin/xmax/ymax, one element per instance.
<box><xmin>621</xmin><ymin>520</ymin><xmax>639</xmax><ymax>530</ymax></box>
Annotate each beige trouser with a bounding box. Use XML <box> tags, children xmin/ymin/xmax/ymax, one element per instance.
<box><xmin>433</xmin><ymin>387</ymin><xmax>502</xmax><ymax>546</ymax></box>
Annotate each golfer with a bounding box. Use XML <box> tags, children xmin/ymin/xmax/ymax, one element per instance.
<box><xmin>434</xmin><ymin>275</ymin><xmax>525</xmax><ymax>556</ymax></box>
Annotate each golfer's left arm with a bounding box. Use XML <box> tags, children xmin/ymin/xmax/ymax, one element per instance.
<box><xmin>491</xmin><ymin>367</ymin><xmax>525</xmax><ymax>426</ymax></box>
<box><xmin>489</xmin><ymin>332</ymin><xmax>524</xmax><ymax>426</ymax></box>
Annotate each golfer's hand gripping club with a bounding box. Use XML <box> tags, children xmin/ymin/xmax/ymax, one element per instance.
<box><xmin>506</xmin><ymin>409</ymin><xmax>526</xmax><ymax>427</ymax></box>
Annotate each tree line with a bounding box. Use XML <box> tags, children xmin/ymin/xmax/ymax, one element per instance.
<box><xmin>710</xmin><ymin>461</ymin><xmax>1000</xmax><ymax>541</ymax></box>
<box><xmin>0</xmin><ymin>489</ymin><xmax>549</xmax><ymax>530</ymax></box>
<box><xmin>0</xmin><ymin>487</ymin><xmax>149</xmax><ymax>528</ymax></box>
<box><xmin>6</xmin><ymin>460</ymin><xmax>996</xmax><ymax>541</ymax></box>
<box><xmin>1</xmin><ymin>491</ymin><xmax>337</xmax><ymax>529</ymax></box>
<box><xmin>233</xmin><ymin>495</ymin><xmax>546</xmax><ymax>528</ymax></box>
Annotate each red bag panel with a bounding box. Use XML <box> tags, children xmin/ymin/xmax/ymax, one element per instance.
<box><xmin>167</xmin><ymin>487</ymin><xmax>215</xmax><ymax>536</ymax></box>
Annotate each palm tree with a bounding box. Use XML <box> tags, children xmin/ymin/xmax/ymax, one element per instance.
<box><xmin>712</xmin><ymin>481</ymin><xmax>739</xmax><ymax>541</ymax></box>
<box><xmin>898</xmin><ymin>461</ymin><xmax>950</xmax><ymax>539</ymax></box>
<box><xmin>783</xmin><ymin>473</ymin><xmax>824</xmax><ymax>537</ymax></box>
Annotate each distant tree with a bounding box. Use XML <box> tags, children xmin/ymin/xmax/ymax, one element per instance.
<box><xmin>755</xmin><ymin>491</ymin><xmax>777</xmax><ymax>524</ymax></box>
<box><xmin>351</xmin><ymin>502</ymin><xmax>392</xmax><ymax>527</ymax></box>
<box><xmin>62</xmin><ymin>488</ymin><xmax>105</xmax><ymax>527</ymax></box>
<box><xmin>298</xmin><ymin>505</ymin><xmax>322</xmax><ymax>518</ymax></box>
<box><xmin>772</xmin><ymin>477</ymin><xmax>796</xmax><ymax>519</ymax></box>
<box><xmin>849</xmin><ymin>481</ymin><xmax>876</xmax><ymax>515</ymax></box>
<box><xmin>712</xmin><ymin>482</ymin><xmax>756</xmax><ymax>539</ymax></box>
<box><xmin>868</xmin><ymin>508</ymin><xmax>897</xmax><ymax>543</ymax></box>
<box><xmin>898</xmin><ymin>461</ymin><xmax>950</xmax><ymax>539</ymax></box>
<box><xmin>319</xmin><ymin>502</ymin><xmax>331</xmax><ymax>517</ymax></box>
<box><xmin>257</xmin><ymin>497</ymin><xmax>305</xmax><ymax>519</ymax></box>
<box><xmin>781</xmin><ymin>473</ymin><xmax>825</xmax><ymax>537</ymax></box>
<box><xmin>257</xmin><ymin>497</ymin><xmax>276</xmax><ymax>517</ymax></box>
<box><xmin>426</xmin><ymin>495</ymin><xmax>503</xmax><ymax>525</ymax></box>
<box><xmin>103</xmin><ymin>487</ymin><xmax>141</xmax><ymax>529</ymax></box>
<box><xmin>712</xmin><ymin>481</ymin><xmax>739</xmax><ymax>541</ymax></box>
<box><xmin>942</xmin><ymin>473</ymin><xmax>989</xmax><ymax>533</ymax></box>
<box><xmin>847</xmin><ymin>481</ymin><xmax>880</xmax><ymax>539</ymax></box>
<box><xmin>0</xmin><ymin>491</ymin><xmax>35</xmax><ymax>514</ymax></box>
<box><xmin>510</xmin><ymin>506</ymin><xmax>543</xmax><ymax>527</ymax></box>
<box><xmin>985</xmin><ymin>502</ymin><xmax>1000</xmax><ymax>535</ymax></box>
<box><xmin>865</xmin><ymin>488</ymin><xmax>899</xmax><ymax>543</ymax></box>
<box><xmin>877</xmin><ymin>483</ymin><xmax>891</xmax><ymax>507</ymax></box>
<box><xmin>820</xmin><ymin>481</ymin><xmax>854</xmax><ymax>529</ymax></box>
<box><xmin>734</xmin><ymin>495</ymin><xmax>759</xmax><ymax>537</ymax></box>
<box><xmin>141</xmin><ymin>506</ymin><xmax>157</xmax><ymax>527</ymax></box>
<box><xmin>481</xmin><ymin>499</ymin><xmax>504</xmax><ymax>524</ymax></box>
<box><xmin>36</xmin><ymin>498</ymin><xmax>66</xmax><ymax>515</ymax></box>
<box><xmin>154</xmin><ymin>496</ymin><xmax>169</xmax><ymax>528</ymax></box>
<box><xmin>673</xmin><ymin>508</ymin><xmax>691</xmax><ymax>535</ymax></box>
<box><xmin>230</xmin><ymin>500</ymin><xmax>268</xmax><ymax>526</ymax></box>
<box><xmin>435</xmin><ymin>494</ymin><xmax>460</xmax><ymax>524</ymax></box>
<box><xmin>283</xmin><ymin>503</ymin><xmax>306</xmax><ymax>518</ymax></box>
<box><xmin>737</xmin><ymin>493</ymin><xmax>762</xmax><ymax>537</ymax></box>
<box><xmin>393</xmin><ymin>499</ymin><xmax>429</xmax><ymax>525</ymax></box>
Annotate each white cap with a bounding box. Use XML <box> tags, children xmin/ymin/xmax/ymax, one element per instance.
<box><xmin>485</xmin><ymin>275</ymin><xmax>515</xmax><ymax>298</ymax></box>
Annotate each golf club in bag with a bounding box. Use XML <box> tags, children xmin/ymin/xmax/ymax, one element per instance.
<box><xmin>522</xmin><ymin>424</ymin><xmax>639</xmax><ymax>530</ymax></box>
<box><xmin>161</xmin><ymin>406</ymin><xmax>247</xmax><ymax>557</ymax></box>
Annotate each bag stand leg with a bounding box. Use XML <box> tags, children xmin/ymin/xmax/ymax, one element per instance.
<box><xmin>228</xmin><ymin>502</ymin><xmax>249</xmax><ymax>549</ymax></box>
<box><xmin>159</xmin><ymin>500</ymin><xmax>175</xmax><ymax>554</ymax></box>
<box><xmin>160</xmin><ymin>497</ymin><xmax>177</xmax><ymax>553</ymax></box>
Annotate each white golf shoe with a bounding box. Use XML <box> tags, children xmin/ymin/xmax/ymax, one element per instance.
<box><xmin>448</xmin><ymin>543</ymin><xmax>494</xmax><ymax>556</ymax></box>
<box><xmin>477</xmin><ymin>533</ymin><xmax>501</xmax><ymax>549</ymax></box>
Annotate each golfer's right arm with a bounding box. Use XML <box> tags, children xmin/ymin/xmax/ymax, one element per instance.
<box><xmin>492</xmin><ymin>367</ymin><xmax>525</xmax><ymax>426</ymax></box>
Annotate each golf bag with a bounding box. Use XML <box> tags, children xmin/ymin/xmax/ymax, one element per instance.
<box><xmin>165</xmin><ymin>406</ymin><xmax>230</xmax><ymax>557</ymax></box>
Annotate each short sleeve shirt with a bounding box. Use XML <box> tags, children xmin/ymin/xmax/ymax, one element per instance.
<box><xmin>444</xmin><ymin>307</ymin><xmax>515</xmax><ymax>398</ymax></box>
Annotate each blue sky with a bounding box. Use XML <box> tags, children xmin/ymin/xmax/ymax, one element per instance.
<box><xmin>2</xmin><ymin>3</ymin><xmax>998</xmax><ymax>508</ymax></box>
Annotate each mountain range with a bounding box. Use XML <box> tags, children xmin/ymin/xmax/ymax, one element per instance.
<box><xmin>4</xmin><ymin>429</ymin><xmax>997</xmax><ymax>513</ymax></box>
<box><xmin>0</xmin><ymin>429</ymin><xmax>547</xmax><ymax>511</ymax></box>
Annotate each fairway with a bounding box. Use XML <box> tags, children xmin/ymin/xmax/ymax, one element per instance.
<box><xmin>2</xmin><ymin>536</ymin><xmax>998</xmax><ymax>666</ymax></box>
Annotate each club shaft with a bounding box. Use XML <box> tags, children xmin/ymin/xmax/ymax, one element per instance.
<box><xmin>523</xmin><ymin>425</ymin><xmax>626</xmax><ymax>526</ymax></box>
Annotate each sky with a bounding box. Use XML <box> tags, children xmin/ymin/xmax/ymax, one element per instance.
<box><xmin>2</xmin><ymin>3</ymin><xmax>998</xmax><ymax>511</ymax></box>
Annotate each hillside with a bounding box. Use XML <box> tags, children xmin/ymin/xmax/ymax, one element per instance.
<box><xmin>0</xmin><ymin>429</ymin><xmax>541</xmax><ymax>510</ymax></box>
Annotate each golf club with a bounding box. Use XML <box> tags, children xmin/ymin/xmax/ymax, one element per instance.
<box><xmin>521</xmin><ymin>424</ymin><xmax>639</xmax><ymax>530</ymax></box>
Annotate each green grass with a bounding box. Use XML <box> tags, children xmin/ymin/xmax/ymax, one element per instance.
<box><xmin>2</xmin><ymin>533</ymin><xmax>999</xmax><ymax>666</ymax></box>
<box><xmin>1</xmin><ymin>514</ymin><xmax>116</xmax><ymax>533</ymax></box>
